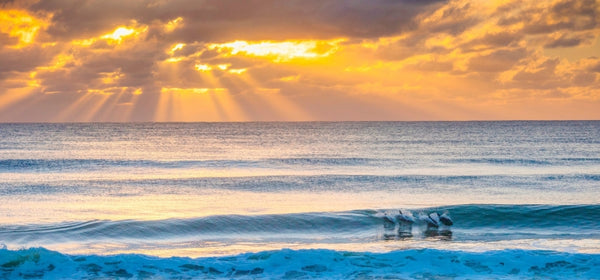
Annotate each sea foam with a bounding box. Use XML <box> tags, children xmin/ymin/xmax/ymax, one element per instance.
<box><xmin>1</xmin><ymin>247</ymin><xmax>599</xmax><ymax>279</ymax></box>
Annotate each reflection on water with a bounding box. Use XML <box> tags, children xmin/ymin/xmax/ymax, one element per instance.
<box><xmin>381</xmin><ymin>210</ymin><xmax>453</xmax><ymax>241</ymax></box>
<box><xmin>424</xmin><ymin>229</ymin><xmax>453</xmax><ymax>241</ymax></box>
<box><xmin>383</xmin><ymin>228</ymin><xmax>453</xmax><ymax>241</ymax></box>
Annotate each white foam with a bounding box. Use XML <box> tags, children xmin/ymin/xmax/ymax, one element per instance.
<box><xmin>1</xmin><ymin>247</ymin><xmax>599</xmax><ymax>279</ymax></box>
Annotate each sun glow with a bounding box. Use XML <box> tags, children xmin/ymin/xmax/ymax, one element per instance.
<box><xmin>156</xmin><ymin>87</ymin><xmax>244</xmax><ymax>122</ymax></box>
<box><xmin>228</xmin><ymin>68</ymin><xmax>247</xmax><ymax>74</ymax></box>
<box><xmin>169</xmin><ymin>43</ymin><xmax>185</xmax><ymax>55</ymax></box>
<box><xmin>161</xmin><ymin>88</ymin><xmax>227</xmax><ymax>94</ymax></box>
<box><xmin>71</xmin><ymin>24</ymin><xmax>146</xmax><ymax>47</ymax></box>
<box><xmin>0</xmin><ymin>9</ymin><xmax>48</xmax><ymax>48</ymax></box>
<box><xmin>166</xmin><ymin>57</ymin><xmax>184</xmax><ymax>63</ymax></box>
<box><xmin>164</xmin><ymin>17</ymin><xmax>183</xmax><ymax>32</ymax></box>
<box><xmin>208</xmin><ymin>39</ymin><xmax>344</xmax><ymax>62</ymax></box>
<box><xmin>217</xmin><ymin>64</ymin><xmax>230</xmax><ymax>70</ymax></box>
<box><xmin>194</xmin><ymin>64</ymin><xmax>212</xmax><ymax>71</ymax></box>
<box><xmin>100</xmin><ymin>71</ymin><xmax>124</xmax><ymax>85</ymax></box>
<box><xmin>102</xmin><ymin>27</ymin><xmax>136</xmax><ymax>43</ymax></box>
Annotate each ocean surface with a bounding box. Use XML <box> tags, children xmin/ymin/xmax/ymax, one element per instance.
<box><xmin>0</xmin><ymin>121</ymin><xmax>599</xmax><ymax>279</ymax></box>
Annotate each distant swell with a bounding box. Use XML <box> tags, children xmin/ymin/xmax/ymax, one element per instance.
<box><xmin>3</xmin><ymin>174</ymin><xmax>599</xmax><ymax>196</ymax></box>
<box><xmin>1</xmin><ymin>205</ymin><xmax>599</xmax><ymax>244</ymax></box>
<box><xmin>5</xmin><ymin>156</ymin><xmax>598</xmax><ymax>172</ymax></box>
<box><xmin>452</xmin><ymin>157</ymin><xmax>600</xmax><ymax>165</ymax></box>
<box><xmin>0</xmin><ymin>158</ymin><xmax>379</xmax><ymax>172</ymax></box>
<box><xmin>0</xmin><ymin>159</ymin><xmax>259</xmax><ymax>171</ymax></box>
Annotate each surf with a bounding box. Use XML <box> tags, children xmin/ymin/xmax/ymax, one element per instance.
<box><xmin>1</xmin><ymin>247</ymin><xmax>599</xmax><ymax>279</ymax></box>
<box><xmin>2</xmin><ymin>205</ymin><xmax>599</xmax><ymax>257</ymax></box>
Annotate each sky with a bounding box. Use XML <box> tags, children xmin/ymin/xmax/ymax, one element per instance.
<box><xmin>0</xmin><ymin>0</ymin><xmax>599</xmax><ymax>122</ymax></box>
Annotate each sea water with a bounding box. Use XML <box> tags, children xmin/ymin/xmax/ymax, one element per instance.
<box><xmin>0</xmin><ymin>121</ymin><xmax>599</xmax><ymax>279</ymax></box>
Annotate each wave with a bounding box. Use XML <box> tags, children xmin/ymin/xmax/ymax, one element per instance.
<box><xmin>452</xmin><ymin>157</ymin><xmax>600</xmax><ymax>165</ymax></box>
<box><xmin>0</xmin><ymin>158</ymin><xmax>383</xmax><ymax>172</ymax></box>
<box><xmin>439</xmin><ymin>204</ymin><xmax>600</xmax><ymax>229</ymax></box>
<box><xmin>4</xmin><ymin>173</ymin><xmax>600</xmax><ymax>196</ymax></box>
<box><xmin>0</xmin><ymin>212</ymin><xmax>377</xmax><ymax>244</ymax></box>
<box><xmin>4</xmin><ymin>155</ymin><xmax>599</xmax><ymax>173</ymax></box>
<box><xmin>453</xmin><ymin>158</ymin><xmax>551</xmax><ymax>165</ymax></box>
<box><xmin>1</xmin><ymin>205</ymin><xmax>599</xmax><ymax>245</ymax></box>
<box><xmin>1</xmin><ymin>247</ymin><xmax>599</xmax><ymax>279</ymax></box>
<box><xmin>0</xmin><ymin>159</ymin><xmax>259</xmax><ymax>172</ymax></box>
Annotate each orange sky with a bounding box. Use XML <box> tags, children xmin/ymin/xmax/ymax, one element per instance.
<box><xmin>1</xmin><ymin>0</ymin><xmax>599</xmax><ymax>121</ymax></box>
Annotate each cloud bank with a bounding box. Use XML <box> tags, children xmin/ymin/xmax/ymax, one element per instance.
<box><xmin>1</xmin><ymin>0</ymin><xmax>599</xmax><ymax>121</ymax></box>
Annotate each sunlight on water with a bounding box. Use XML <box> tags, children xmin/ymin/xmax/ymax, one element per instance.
<box><xmin>2</xmin><ymin>189</ymin><xmax>599</xmax><ymax>225</ymax></box>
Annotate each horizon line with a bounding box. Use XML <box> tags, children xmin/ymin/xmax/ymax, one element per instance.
<box><xmin>1</xmin><ymin>120</ymin><xmax>599</xmax><ymax>124</ymax></box>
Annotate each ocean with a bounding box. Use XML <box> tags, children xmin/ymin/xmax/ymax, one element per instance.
<box><xmin>0</xmin><ymin>121</ymin><xmax>599</xmax><ymax>279</ymax></box>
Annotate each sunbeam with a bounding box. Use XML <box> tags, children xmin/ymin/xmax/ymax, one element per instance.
<box><xmin>1</xmin><ymin>0</ymin><xmax>599</xmax><ymax>121</ymax></box>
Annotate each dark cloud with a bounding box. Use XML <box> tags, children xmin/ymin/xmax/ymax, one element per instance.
<box><xmin>551</xmin><ymin>0</ymin><xmax>597</xmax><ymax>22</ymax></box>
<box><xmin>374</xmin><ymin>31</ymin><xmax>455</xmax><ymax>62</ymax></box>
<box><xmin>0</xmin><ymin>45</ymin><xmax>58</xmax><ymax>77</ymax></box>
<box><xmin>507</xmin><ymin>58</ymin><xmax>565</xmax><ymax>89</ymax></box>
<box><xmin>30</xmin><ymin>0</ymin><xmax>146</xmax><ymax>40</ymax></box>
<box><xmin>496</xmin><ymin>15</ymin><xmax>522</xmax><ymax>27</ymax></box>
<box><xmin>2</xmin><ymin>0</ymin><xmax>600</xmax><ymax>122</ymax></box>
<box><xmin>493</xmin><ymin>56</ymin><xmax>600</xmax><ymax>92</ymax></box>
<box><xmin>35</xmin><ymin>40</ymin><xmax>165</xmax><ymax>94</ymax></box>
<box><xmin>498</xmin><ymin>0</ymin><xmax>598</xmax><ymax>34</ymax></box>
<box><xmin>30</xmin><ymin>0</ymin><xmax>444</xmax><ymax>42</ymax></box>
<box><xmin>0</xmin><ymin>33</ymin><xmax>19</xmax><ymax>47</ymax></box>
<box><xmin>1</xmin><ymin>0</ymin><xmax>41</xmax><ymax>8</ymax></box>
<box><xmin>571</xmin><ymin>72</ymin><xmax>597</xmax><ymax>85</ymax></box>
<box><xmin>543</xmin><ymin>33</ymin><xmax>593</xmax><ymax>48</ymax></box>
<box><xmin>473</xmin><ymin>31</ymin><xmax>522</xmax><ymax>48</ymax></box>
<box><xmin>0</xmin><ymin>0</ymin><xmax>14</xmax><ymax>7</ymax></box>
<box><xmin>173</xmin><ymin>0</ymin><xmax>445</xmax><ymax>40</ymax></box>
<box><xmin>419</xmin><ymin>0</ymin><xmax>481</xmax><ymax>36</ymax></box>
<box><xmin>35</xmin><ymin>68</ymin><xmax>89</xmax><ymax>93</ymax></box>
<box><xmin>513</xmin><ymin>59</ymin><xmax>559</xmax><ymax>82</ymax></box>
<box><xmin>588</xmin><ymin>61</ymin><xmax>600</xmax><ymax>73</ymax></box>
<box><xmin>467</xmin><ymin>48</ymin><xmax>528</xmax><ymax>72</ymax></box>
